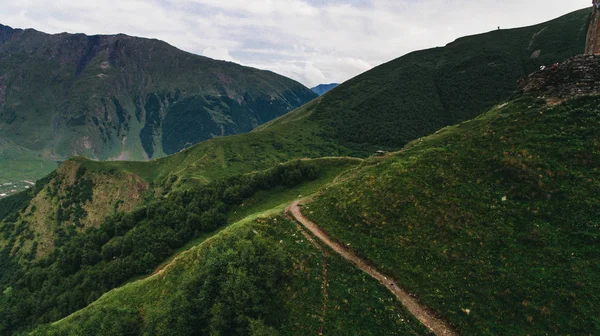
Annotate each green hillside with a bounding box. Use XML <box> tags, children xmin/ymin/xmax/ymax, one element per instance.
<box><xmin>0</xmin><ymin>7</ymin><xmax>596</xmax><ymax>335</ymax></box>
<box><xmin>0</xmin><ymin>23</ymin><xmax>316</xmax><ymax>179</ymax></box>
<box><xmin>26</xmin><ymin>90</ymin><xmax>600</xmax><ymax>336</ymax></box>
<box><xmin>42</xmin><ymin>8</ymin><xmax>591</xmax><ymax>191</ymax></box>
<box><xmin>15</xmin><ymin>7</ymin><xmax>587</xmax><ymax>191</ymax></box>
<box><xmin>259</xmin><ymin>8</ymin><xmax>590</xmax><ymax>153</ymax></box>
<box><xmin>305</xmin><ymin>96</ymin><xmax>600</xmax><ymax>335</ymax></box>
<box><xmin>0</xmin><ymin>158</ymin><xmax>362</xmax><ymax>334</ymax></box>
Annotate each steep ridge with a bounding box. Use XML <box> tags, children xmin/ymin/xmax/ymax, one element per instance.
<box><xmin>0</xmin><ymin>159</ymin><xmax>365</xmax><ymax>334</ymax></box>
<box><xmin>31</xmin><ymin>212</ymin><xmax>434</xmax><ymax>336</ymax></box>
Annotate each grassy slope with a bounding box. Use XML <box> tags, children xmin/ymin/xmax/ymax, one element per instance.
<box><xmin>306</xmin><ymin>96</ymin><xmax>600</xmax><ymax>335</ymax></box>
<box><xmin>1</xmin><ymin>8</ymin><xmax>594</xmax><ymax>334</ymax></box>
<box><xmin>149</xmin><ymin>157</ymin><xmax>362</xmax><ymax>272</ymax></box>
<box><xmin>0</xmin><ymin>157</ymin><xmax>364</xmax><ymax>334</ymax></box>
<box><xmin>0</xmin><ymin>159</ymin><xmax>150</xmax><ymax>262</ymax></box>
<box><xmin>260</xmin><ymin>8</ymin><xmax>590</xmax><ymax>153</ymax></box>
<box><xmin>0</xmin><ymin>156</ymin><xmax>358</xmax><ymax>261</ymax></box>
<box><xmin>32</xmin><ymin>214</ymin><xmax>432</xmax><ymax>336</ymax></box>
<box><xmin>28</xmin><ymin>158</ymin><xmax>434</xmax><ymax>335</ymax></box>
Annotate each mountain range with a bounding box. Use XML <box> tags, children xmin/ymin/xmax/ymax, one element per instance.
<box><xmin>0</xmin><ymin>23</ymin><xmax>316</xmax><ymax>185</ymax></box>
<box><xmin>0</xmin><ymin>7</ymin><xmax>598</xmax><ymax>336</ymax></box>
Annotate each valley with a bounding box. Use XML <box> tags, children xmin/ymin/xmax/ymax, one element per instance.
<box><xmin>0</xmin><ymin>180</ymin><xmax>35</xmax><ymax>199</ymax></box>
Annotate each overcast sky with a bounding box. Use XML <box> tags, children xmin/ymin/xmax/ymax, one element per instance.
<box><xmin>0</xmin><ymin>0</ymin><xmax>590</xmax><ymax>87</ymax></box>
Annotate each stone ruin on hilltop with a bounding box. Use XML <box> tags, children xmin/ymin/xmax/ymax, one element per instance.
<box><xmin>520</xmin><ymin>55</ymin><xmax>600</xmax><ymax>98</ymax></box>
<box><xmin>519</xmin><ymin>4</ymin><xmax>600</xmax><ymax>99</ymax></box>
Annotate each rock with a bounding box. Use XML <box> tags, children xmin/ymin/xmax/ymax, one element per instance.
<box><xmin>520</xmin><ymin>55</ymin><xmax>600</xmax><ymax>99</ymax></box>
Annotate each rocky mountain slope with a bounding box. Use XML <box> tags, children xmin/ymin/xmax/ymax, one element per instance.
<box><xmin>0</xmin><ymin>23</ymin><xmax>316</xmax><ymax>172</ymax></box>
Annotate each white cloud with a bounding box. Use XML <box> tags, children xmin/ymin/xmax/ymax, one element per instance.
<box><xmin>0</xmin><ymin>0</ymin><xmax>590</xmax><ymax>87</ymax></box>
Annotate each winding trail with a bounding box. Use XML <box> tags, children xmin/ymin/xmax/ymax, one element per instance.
<box><xmin>286</xmin><ymin>200</ymin><xmax>458</xmax><ymax>336</ymax></box>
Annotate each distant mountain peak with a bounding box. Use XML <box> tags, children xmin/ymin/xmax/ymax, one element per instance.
<box><xmin>311</xmin><ymin>83</ymin><xmax>339</xmax><ymax>96</ymax></box>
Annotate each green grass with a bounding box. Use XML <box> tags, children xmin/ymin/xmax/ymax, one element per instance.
<box><xmin>72</xmin><ymin>108</ymin><xmax>351</xmax><ymax>188</ymax></box>
<box><xmin>306</xmin><ymin>96</ymin><xmax>600</xmax><ymax>335</ymax></box>
<box><xmin>32</xmin><ymin>213</ymin><xmax>432</xmax><ymax>336</ymax></box>
<box><xmin>0</xmin><ymin>156</ymin><xmax>363</xmax><ymax>334</ymax></box>
<box><xmin>1</xmin><ymin>8</ymin><xmax>596</xmax><ymax>335</ymax></box>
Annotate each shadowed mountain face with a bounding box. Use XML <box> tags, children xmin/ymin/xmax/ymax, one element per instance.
<box><xmin>0</xmin><ymin>24</ymin><xmax>316</xmax><ymax>163</ymax></box>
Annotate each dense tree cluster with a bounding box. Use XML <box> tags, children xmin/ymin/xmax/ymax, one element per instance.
<box><xmin>0</xmin><ymin>160</ymin><xmax>318</xmax><ymax>334</ymax></box>
<box><xmin>31</xmin><ymin>227</ymin><xmax>287</xmax><ymax>336</ymax></box>
<box><xmin>146</xmin><ymin>229</ymin><xmax>287</xmax><ymax>336</ymax></box>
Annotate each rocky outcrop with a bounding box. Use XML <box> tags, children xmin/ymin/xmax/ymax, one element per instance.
<box><xmin>585</xmin><ymin>6</ymin><xmax>600</xmax><ymax>55</ymax></box>
<box><xmin>521</xmin><ymin>55</ymin><xmax>600</xmax><ymax>98</ymax></box>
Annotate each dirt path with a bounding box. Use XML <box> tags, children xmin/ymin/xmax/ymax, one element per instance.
<box><xmin>286</xmin><ymin>200</ymin><xmax>458</xmax><ymax>336</ymax></box>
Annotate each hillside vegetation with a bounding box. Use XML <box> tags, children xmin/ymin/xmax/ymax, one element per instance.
<box><xmin>0</xmin><ymin>158</ymin><xmax>360</xmax><ymax>334</ymax></box>
<box><xmin>306</xmin><ymin>96</ymin><xmax>600</xmax><ymax>335</ymax></box>
<box><xmin>31</xmin><ymin>92</ymin><xmax>600</xmax><ymax>335</ymax></box>
<box><xmin>14</xmin><ymin>7</ymin><xmax>588</xmax><ymax>191</ymax></box>
<box><xmin>87</xmin><ymin>99</ymin><xmax>348</xmax><ymax>186</ymax></box>
<box><xmin>31</xmin><ymin>215</ymin><xmax>433</xmax><ymax>336</ymax></box>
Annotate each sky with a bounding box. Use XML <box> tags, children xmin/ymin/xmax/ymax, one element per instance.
<box><xmin>0</xmin><ymin>0</ymin><xmax>590</xmax><ymax>87</ymax></box>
